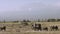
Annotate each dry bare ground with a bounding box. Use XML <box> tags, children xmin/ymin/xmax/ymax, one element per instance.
<box><xmin>0</xmin><ymin>22</ymin><xmax>60</xmax><ymax>34</ymax></box>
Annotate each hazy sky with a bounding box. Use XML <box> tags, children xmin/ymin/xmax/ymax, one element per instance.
<box><xmin>0</xmin><ymin>0</ymin><xmax>60</xmax><ymax>21</ymax></box>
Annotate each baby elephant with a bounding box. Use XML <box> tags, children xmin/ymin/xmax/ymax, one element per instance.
<box><xmin>43</xmin><ymin>27</ymin><xmax>48</xmax><ymax>31</ymax></box>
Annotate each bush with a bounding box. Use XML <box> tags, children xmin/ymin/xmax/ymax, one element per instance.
<box><xmin>57</xmin><ymin>19</ymin><xmax>60</xmax><ymax>22</ymax></box>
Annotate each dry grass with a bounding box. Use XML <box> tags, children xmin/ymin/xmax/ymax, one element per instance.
<box><xmin>0</xmin><ymin>22</ymin><xmax>60</xmax><ymax>34</ymax></box>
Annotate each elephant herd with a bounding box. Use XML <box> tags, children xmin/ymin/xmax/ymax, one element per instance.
<box><xmin>0</xmin><ymin>23</ymin><xmax>59</xmax><ymax>32</ymax></box>
<box><xmin>32</xmin><ymin>24</ymin><xmax>59</xmax><ymax>31</ymax></box>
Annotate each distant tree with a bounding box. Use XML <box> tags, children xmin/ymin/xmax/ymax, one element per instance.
<box><xmin>47</xmin><ymin>19</ymin><xmax>50</xmax><ymax>22</ymax></box>
<box><xmin>47</xmin><ymin>19</ymin><xmax>56</xmax><ymax>22</ymax></box>
<box><xmin>22</xmin><ymin>20</ymin><xmax>26</xmax><ymax>22</ymax></box>
<box><xmin>57</xmin><ymin>19</ymin><xmax>60</xmax><ymax>22</ymax></box>
<box><xmin>22</xmin><ymin>19</ymin><xmax>31</xmax><ymax>22</ymax></box>
<box><xmin>13</xmin><ymin>20</ymin><xmax>19</xmax><ymax>23</ymax></box>
<box><xmin>26</xmin><ymin>20</ymin><xmax>31</xmax><ymax>22</ymax></box>
<box><xmin>37</xmin><ymin>19</ymin><xmax>40</xmax><ymax>22</ymax></box>
<box><xmin>22</xmin><ymin>19</ymin><xmax>28</xmax><ymax>26</ymax></box>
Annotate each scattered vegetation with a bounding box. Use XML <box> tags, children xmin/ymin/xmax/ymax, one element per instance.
<box><xmin>21</xmin><ymin>20</ymin><xmax>29</xmax><ymax>26</ymax></box>
<box><xmin>47</xmin><ymin>19</ymin><xmax>56</xmax><ymax>22</ymax></box>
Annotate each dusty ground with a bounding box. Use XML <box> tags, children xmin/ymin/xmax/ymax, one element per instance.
<box><xmin>0</xmin><ymin>22</ymin><xmax>60</xmax><ymax>34</ymax></box>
